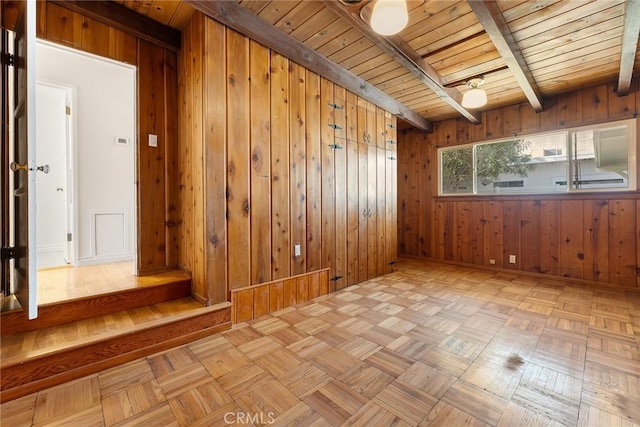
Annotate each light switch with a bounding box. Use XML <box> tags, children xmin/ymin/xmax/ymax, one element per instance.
<box><xmin>148</xmin><ymin>134</ymin><xmax>158</xmax><ymax>148</ymax></box>
<box><xmin>294</xmin><ymin>244</ymin><xmax>301</xmax><ymax>257</ymax></box>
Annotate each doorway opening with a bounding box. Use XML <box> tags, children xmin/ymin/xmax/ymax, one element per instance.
<box><xmin>34</xmin><ymin>40</ymin><xmax>137</xmax><ymax>302</ymax></box>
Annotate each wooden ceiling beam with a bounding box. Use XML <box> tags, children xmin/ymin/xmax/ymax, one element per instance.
<box><xmin>322</xmin><ymin>0</ymin><xmax>480</xmax><ymax>124</ymax></box>
<box><xmin>617</xmin><ymin>0</ymin><xmax>640</xmax><ymax>96</ymax></box>
<box><xmin>50</xmin><ymin>0</ymin><xmax>181</xmax><ymax>52</ymax></box>
<box><xmin>186</xmin><ymin>0</ymin><xmax>431</xmax><ymax>131</ymax></box>
<box><xmin>468</xmin><ymin>0</ymin><xmax>544</xmax><ymax>112</ymax></box>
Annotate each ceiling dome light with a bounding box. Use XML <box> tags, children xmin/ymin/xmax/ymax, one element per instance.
<box><xmin>370</xmin><ymin>0</ymin><xmax>408</xmax><ymax>36</ymax></box>
<box><xmin>461</xmin><ymin>78</ymin><xmax>487</xmax><ymax>109</ymax></box>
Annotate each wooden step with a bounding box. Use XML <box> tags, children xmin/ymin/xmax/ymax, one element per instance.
<box><xmin>0</xmin><ymin>297</ymin><xmax>231</xmax><ymax>403</ymax></box>
<box><xmin>1</xmin><ymin>272</ymin><xmax>191</xmax><ymax>335</ymax></box>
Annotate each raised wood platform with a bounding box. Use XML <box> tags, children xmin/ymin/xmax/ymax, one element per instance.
<box><xmin>0</xmin><ymin>268</ymin><xmax>233</xmax><ymax>403</ymax></box>
<box><xmin>1</xmin><ymin>275</ymin><xmax>191</xmax><ymax>335</ymax></box>
<box><xmin>0</xmin><ymin>297</ymin><xmax>231</xmax><ymax>402</ymax></box>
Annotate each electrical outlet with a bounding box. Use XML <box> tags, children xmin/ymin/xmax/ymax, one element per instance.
<box><xmin>489</xmin><ymin>259</ymin><xmax>496</xmax><ymax>265</ymax></box>
<box><xmin>294</xmin><ymin>244</ymin><xmax>301</xmax><ymax>257</ymax></box>
<box><xmin>509</xmin><ymin>255</ymin><xmax>516</xmax><ymax>264</ymax></box>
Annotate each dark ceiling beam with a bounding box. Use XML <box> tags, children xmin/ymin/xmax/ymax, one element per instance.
<box><xmin>468</xmin><ymin>0</ymin><xmax>544</xmax><ymax>112</ymax></box>
<box><xmin>185</xmin><ymin>0</ymin><xmax>431</xmax><ymax>131</ymax></box>
<box><xmin>323</xmin><ymin>0</ymin><xmax>481</xmax><ymax>125</ymax></box>
<box><xmin>617</xmin><ymin>0</ymin><xmax>640</xmax><ymax>95</ymax></box>
<box><xmin>50</xmin><ymin>1</ymin><xmax>181</xmax><ymax>52</ymax></box>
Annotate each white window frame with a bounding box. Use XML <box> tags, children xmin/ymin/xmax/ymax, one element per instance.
<box><xmin>438</xmin><ymin>119</ymin><xmax>637</xmax><ymax>196</ymax></box>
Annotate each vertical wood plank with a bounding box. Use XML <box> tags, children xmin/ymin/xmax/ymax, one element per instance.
<box><xmin>297</xmin><ymin>276</ymin><xmax>309</xmax><ymax>304</ymax></box>
<box><xmin>559</xmin><ymin>200</ymin><xmax>584</xmax><ymax>279</ymax></box>
<box><xmin>43</xmin><ymin>2</ymin><xmax>83</xmax><ymax>50</ymax></box>
<box><xmin>321</xmin><ymin>78</ymin><xmax>336</xmax><ymax>287</ymax></box>
<box><xmin>164</xmin><ymin>50</ymin><xmax>179</xmax><ymax>268</ymax></box>
<box><xmin>456</xmin><ymin>201</ymin><xmax>473</xmax><ymax>264</ymax></box>
<box><xmin>385</xmin><ymin>150</ymin><xmax>397</xmax><ymax>273</ymax></box>
<box><xmin>226</xmin><ymin>29</ymin><xmax>251</xmax><ymax>290</ymax></box>
<box><xmin>305</xmin><ymin>71</ymin><xmax>322</xmax><ymax>272</ymax></box>
<box><xmin>358</xmin><ymin>140</ymin><xmax>369</xmax><ymax>281</ymax></box>
<box><xmin>271</xmin><ymin>53</ymin><xmax>291</xmax><ymax>280</ymax></box>
<box><xmin>308</xmin><ymin>272</ymin><xmax>321</xmax><ymax>300</ymax></box>
<box><xmin>558</xmin><ymin>91</ymin><xmax>582</xmax><ymax>127</ymax></box>
<box><xmin>376</xmin><ymin>107</ymin><xmax>386</xmax><ymax>148</ymax></box>
<box><xmin>249</xmin><ymin>40</ymin><xmax>272</xmax><ymax>285</ymax></box>
<box><xmin>539</xmin><ymin>201</ymin><xmax>560</xmax><ymax>276</ymax></box>
<box><xmin>319</xmin><ymin>269</ymin><xmax>330</xmax><ymax>296</ymax></box>
<box><xmin>520</xmin><ymin>104</ymin><xmax>538</xmax><ymax>133</ymax></box>
<box><xmin>444</xmin><ymin>202</ymin><xmax>455</xmax><ymax>261</ymax></box>
<box><xmin>471</xmin><ymin>201</ymin><xmax>485</xmax><ymax>267</ymax></box>
<box><xmin>502</xmin><ymin>201</ymin><xmax>521</xmax><ymax>270</ymax></box>
<box><xmin>418</xmin><ymin>136</ymin><xmax>432</xmax><ymax>258</ymax></box>
<box><xmin>203</xmin><ymin>18</ymin><xmax>228</xmax><ymax>303</ymax></box>
<box><xmin>582</xmin><ymin>84</ymin><xmax>609</xmax><ymax>123</ymax></box>
<box><xmin>235</xmin><ymin>289</ymin><xmax>254</xmax><ymax>323</ymax></box>
<box><xmin>367</xmin><ymin>144</ymin><xmax>378</xmax><ymax>278</ymax></box>
<box><xmin>485</xmin><ymin>109</ymin><xmax>503</xmax><ymax>139</ymax></box>
<box><xmin>520</xmin><ymin>200</ymin><xmax>541</xmax><ymax>273</ymax></box>
<box><xmin>608</xmin><ymin>200</ymin><xmax>637</xmax><ymax>286</ymax></box>
<box><xmin>608</xmin><ymin>82</ymin><xmax>636</xmax><ymax>119</ymax></box>
<box><xmin>289</xmin><ymin>62</ymin><xmax>307</xmax><ymax>276</ymax></box>
<box><xmin>346</xmin><ymin>141</ymin><xmax>359</xmax><ymax>285</ymax></box>
<box><xmin>253</xmin><ymin>285</ymin><xmax>270</xmax><ymax>319</ymax></box>
<box><xmin>283</xmin><ymin>278</ymin><xmax>297</xmax><ymax>307</ymax></box>
<box><xmin>178</xmin><ymin>16</ymin><xmax>196</xmax><ymax>297</ymax></box>
<box><xmin>137</xmin><ymin>40</ymin><xmax>167</xmax><ymax>273</ymax></box>
<box><xmin>269</xmin><ymin>281</ymin><xmax>284</xmax><ymax>313</ymax></box>
<box><xmin>583</xmin><ymin>200</ymin><xmax>609</xmax><ymax>283</ymax></box>
<box><xmin>376</xmin><ymin>147</ymin><xmax>386</xmax><ymax>274</ymax></box>
<box><xmin>503</xmin><ymin>104</ymin><xmax>521</xmax><ymax>136</ymax></box>
<box><xmin>485</xmin><ymin>202</ymin><xmax>504</xmax><ymax>266</ymax></box>
<box><xmin>346</xmin><ymin>92</ymin><xmax>358</xmax><ymax>142</ymax></box>
<box><xmin>433</xmin><ymin>201</ymin><xmax>445</xmax><ymax>261</ymax></box>
<box><xmin>335</xmin><ymin>138</ymin><xmax>348</xmax><ymax>289</ymax></box>
<box><xmin>637</xmin><ymin>199</ymin><xmax>640</xmax><ymax>287</ymax></box>
<box><xmin>334</xmin><ymin>86</ymin><xmax>346</xmax><ymax>140</ymax></box>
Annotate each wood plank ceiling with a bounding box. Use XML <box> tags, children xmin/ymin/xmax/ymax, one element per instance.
<box><xmin>118</xmin><ymin>0</ymin><xmax>640</xmax><ymax>128</ymax></box>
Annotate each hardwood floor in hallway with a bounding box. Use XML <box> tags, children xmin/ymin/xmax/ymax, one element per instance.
<box><xmin>2</xmin><ymin>259</ymin><xmax>639</xmax><ymax>426</ymax></box>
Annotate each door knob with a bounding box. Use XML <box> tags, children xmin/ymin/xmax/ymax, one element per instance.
<box><xmin>9</xmin><ymin>162</ymin><xmax>50</xmax><ymax>173</ymax></box>
<box><xmin>56</xmin><ymin>187</ymin><xmax>63</xmax><ymax>192</ymax></box>
<box><xmin>9</xmin><ymin>162</ymin><xmax>27</xmax><ymax>172</ymax></box>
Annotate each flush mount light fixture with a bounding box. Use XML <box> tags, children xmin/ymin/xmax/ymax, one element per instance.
<box><xmin>461</xmin><ymin>78</ymin><xmax>487</xmax><ymax>109</ymax></box>
<box><xmin>370</xmin><ymin>0</ymin><xmax>409</xmax><ymax>36</ymax></box>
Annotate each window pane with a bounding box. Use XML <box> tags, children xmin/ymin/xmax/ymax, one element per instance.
<box><xmin>476</xmin><ymin>133</ymin><xmax>567</xmax><ymax>194</ymax></box>
<box><xmin>569</xmin><ymin>125</ymin><xmax>629</xmax><ymax>190</ymax></box>
<box><xmin>441</xmin><ymin>147</ymin><xmax>473</xmax><ymax>194</ymax></box>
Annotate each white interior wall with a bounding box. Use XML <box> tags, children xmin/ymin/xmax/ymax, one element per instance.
<box><xmin>36</xmin><ymin>41</ymin><xmax>135</xmax><ymax>265</ymax></box>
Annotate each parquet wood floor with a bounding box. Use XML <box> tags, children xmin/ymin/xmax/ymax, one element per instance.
<box><xmin>2</xmin><ymin>258</ymin><xmax>639</xmax><ymax>426</ymax></box>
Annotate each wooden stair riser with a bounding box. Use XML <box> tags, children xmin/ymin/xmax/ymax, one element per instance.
<box><xmin>0</xmin><ymin>307</ymin><xmax>231</xmax><ymax>403</ymax></box>
<box><xmin>1</xmin><ymin>280</ymin><xmax>191</xmax><ymax>335</ymax></box>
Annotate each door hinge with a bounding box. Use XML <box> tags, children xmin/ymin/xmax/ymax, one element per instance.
<box><xmin>1</xmin><ymin>246</ymin><xmax>16</xmax><ymax>260</ymax></box>
<box><xmin>67</xmin><ymin>233</ymin><xmax>72</xmax><ymax>242</ymax></box>
<box><xmin>327</xmin><ymin>102</ymin><xmax>344</xmax><ymax>110</ymax></box>
<box><xmin>65</xmin><ymin>106</ymin><xmax>71</xmax><ymax>115</ymax></box>
<box><xmin>1</xmin><ymin>53</ymin><xmax>15</xmax><ymax>67</ymax></box>
<box><xmin>330</xmin><ymin>275</ymin><xmax>344</xmax><ymax>282</ymax></box>
<box><xmin>328</xmin><ymin>143</ymin><xmax>343</xmax><ymax>149</ymax></box>
<box><xmin>328</xmin><ymin>123</ymin><xmax>343</xmax><ymax>130</ymax></box>
<box><xmin>387</xmin><ymin>156</ymin><xmax>397</xmax><ymax>160</ymax></box>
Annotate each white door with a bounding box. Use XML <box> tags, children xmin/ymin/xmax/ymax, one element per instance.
<box><xmin>36</xmin><ymin>83</ymin><xmax>69</xmax><ymax>268</ymax></box>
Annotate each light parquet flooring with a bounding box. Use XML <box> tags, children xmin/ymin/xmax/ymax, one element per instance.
<box><xmin>2</xmin><ymin>259</ymin><xmax>640</xmax><ymax>426</ymax></box>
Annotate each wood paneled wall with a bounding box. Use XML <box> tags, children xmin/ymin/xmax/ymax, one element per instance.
<box><xmin>230</xmin><ymin>268</ymin><xmax>329</xmax><ymax>323</ymax></box>
<box><xmin>35</xmin><ymin>2</ymin><xmax>179</xmax><ymax>274</ymax></box>
<box><xmin>178</xmin><ymin>12</ymin><xmax>398</xmax><ymax>305</ymax></box>
<box><xmin>398</xmin><ymin>79</ymin><xmax>640</xmax><ymax>287</ymax></box>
